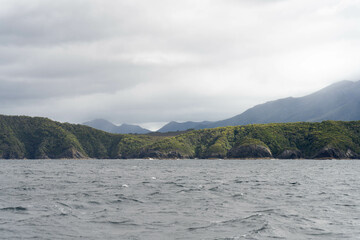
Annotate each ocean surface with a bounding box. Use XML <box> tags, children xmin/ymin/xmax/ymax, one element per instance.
<box><xmin>0</xmin><ymin>159</ymin><xmax>359</xmax><ymax>240</ymax></box>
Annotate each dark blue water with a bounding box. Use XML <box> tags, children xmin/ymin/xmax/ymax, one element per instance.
<box><xmin>0</xmin><ymin>159</ymin><xmax>359</xmax><ymax>239</ymax></box>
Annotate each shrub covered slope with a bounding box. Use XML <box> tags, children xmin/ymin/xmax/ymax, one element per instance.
<box><xmin>0</xmin><ymin>115</ymin><xmax>359</xmax><ymax>159</ymax></box>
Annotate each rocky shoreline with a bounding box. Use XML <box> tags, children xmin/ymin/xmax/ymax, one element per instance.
<box><xmin>1</xmin><ymin>115</ymin><xmax>360</xmax><ymax>160</ymax></box>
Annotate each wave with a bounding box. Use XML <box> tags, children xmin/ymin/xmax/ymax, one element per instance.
<box><xmin>1</xmin><ymin>207</ymin><xmax>27</xmax><ymax>211</ymax></box>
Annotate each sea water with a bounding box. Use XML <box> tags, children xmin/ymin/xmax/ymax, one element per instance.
<box><xmin>0</xmin><ymin>159</ymin><xmax>359</xmax><ymax>239</ymax></box>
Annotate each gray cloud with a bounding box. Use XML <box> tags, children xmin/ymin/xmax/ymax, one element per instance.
<box><xmin>0</xmin><ymin>0</ymin><xmax>131</xmax><ymax>45</ymax></box>
<box><xmin>0</xmin><ymin>0</ymin><xmax>360</xmax><ymax>128</ymax></box>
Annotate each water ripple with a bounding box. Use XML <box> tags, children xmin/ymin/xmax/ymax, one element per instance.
<box><xmin>0</xmin><ymin>159</ymin><xmax>359</xmax><ymax>239</ymax></box>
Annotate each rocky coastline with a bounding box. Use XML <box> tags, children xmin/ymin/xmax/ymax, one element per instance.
<box><xmin>1</xmin><ymin>115</ymin><xmax>360</xmax><ymax>160</ymax></box>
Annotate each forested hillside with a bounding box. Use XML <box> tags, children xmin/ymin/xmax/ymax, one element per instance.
<box><xmin>0</xmin><ymin>115</ymin><xmax>359</xmax><ymax>159</ymax></box>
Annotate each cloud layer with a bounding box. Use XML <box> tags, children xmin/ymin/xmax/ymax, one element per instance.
<box><xmin>1</xmin><ymin>0</ymin><xmax>360</xmax><ymax>127</ymax></box>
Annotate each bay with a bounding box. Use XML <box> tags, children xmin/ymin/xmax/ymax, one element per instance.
<box><xmin>0</xmin><ymin>159</ymin><xmax>359</xmax><ymax>239</ymax></box>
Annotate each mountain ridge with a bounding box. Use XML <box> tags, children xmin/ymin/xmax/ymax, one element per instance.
<box><xmin>158</xmin><ymin>80</ymin><xmax>360</xmax><ymax>132</ymax></box>
<box><xmin>158</xmin><ymin>120</ymin><xmax>213</xmax><ymax>133</ymax></box>
<box><xmin>83</xmin><ymin>118</ymin><xmax>151</xmax><ymax>134</ymax></box>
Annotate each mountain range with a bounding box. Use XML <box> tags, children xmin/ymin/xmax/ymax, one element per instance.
<box><xmin>157</xmin><ymin>80</ymin><xmax>360</xmax><ymax>132</ymax></box>
<box><xmin>83</xmin><ymin>80</ymin><xmax>360</xmax><ymax>134</ymax></box>
<box><xmin>83</xmin><ymin>119</ymin><xmax>151</xmax><ymax>134</ymax></box>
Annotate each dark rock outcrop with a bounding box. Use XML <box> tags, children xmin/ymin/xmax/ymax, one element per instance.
<box><xmin>313</xmin><ymin>147</ymin><xmax>359</xmax><ymax>159</ymax></box>
<box><xmin>0</xmin><ymin>151</ymin><xmax>25</xmax><ymax>159</ymax></box>
<box><xmin>344</xmin><ymin>149</ymin><xmax>359</xmax><ymax>159</ymax></box>
<box><xmin>138</xmin><ymin>149</ymin><xmax>189</xmax><ymax>159</ymax></box>
<box><xmin>58</xmin><ymin>148</ymin><xmax>86</xmax><ymax>159</ymax></box>
<box><xmin>277</xmin><ymin>149</ymin><xmax>302</xmax><ymax>159</ymax></box>
<box><xmin>227</xmin><ymin>144</ymin><xmax>273</xmax><ymax>159</ymax></box>
<box><xmin>203</xmin><ymin>152</ymin><xmax>226</xmax><ymax>159</ymax></box>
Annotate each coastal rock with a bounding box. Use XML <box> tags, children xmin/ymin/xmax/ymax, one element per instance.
<box><xmin>313</xmin><ymin>147</ymin><xmax>359</xmax><ymax>159</ymax></box>
<box><xmin>58</xmin><ymin>148</ymin><xmax>86</xmax><ymax>159</ymax></box>
<box><xmin>139</xmin><ymin>150</ymin><xmax>164</xmax><ymax>158</ymax></box>
<box><xmin>203</xmin><ymin>152</ymin><xmax>226</xmax><ymax>159</ymax></box>
<box><xmin>344</xmin><ymin>149</ymin><xmax>359</xmax><ymax>159</ymax></box>
<box><xmin>227</xmin><ymin>144</ymin><xmax>272</xmax><ymax>159</ymax></box>
<box><xmin>139</xmin><ymin>149</ymin><xmax>187</xmax><ymax>159</ymax></box>
<box><xmin>0</xmin><ymin>151</ymin><xmax>25</xmax><ymax>159</ymax></box>
<box><xmin>277</xmin><ymin>149</ymin><xmax>302</xmax><ymax>159</ymax></box>
<box><xmin>166</xmin><ymin>151</ymin><xmax>185</xmax><ymax>158</ymax></box>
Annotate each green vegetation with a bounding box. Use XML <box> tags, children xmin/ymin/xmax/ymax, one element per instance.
<box><xmin>0</xmin><ymin>115</ymin><xmax>359</xmax><ymax>159</ymax></box>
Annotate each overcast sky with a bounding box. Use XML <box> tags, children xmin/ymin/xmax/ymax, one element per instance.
<box><xmin>1</xmin><ymin>0</ymin><xmax>360</xmax><ymax>130</ymax></box>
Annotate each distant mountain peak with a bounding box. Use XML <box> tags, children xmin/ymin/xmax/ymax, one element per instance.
<box><xmin>84</xmin><ymin>80</ymin><xmax>360</xmax><ymax>133</ymax></box>
<box><xmin>84</xmin><ymin>118</ymin><xmax>113</xmax><ymax>125</ymax></box>
<box><xmin>83</xmin><ymin>119</ymin><xmax>151</xmax><ymax>134</ymax></box>
<box><xmin>157</xmin><ymin>120</ymin><xmax>214</xmax><ymax>132</ymax></box>
<box><xmin>157</xmin><ymin>80</ymin><xmax>360</xmax><ymax>132</ymax></box>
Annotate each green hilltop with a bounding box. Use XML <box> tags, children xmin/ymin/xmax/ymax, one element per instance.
<box><xmin>0</xmin><ymin>115</ymin><xmax>359</xmax><ymax>159</ymax></box>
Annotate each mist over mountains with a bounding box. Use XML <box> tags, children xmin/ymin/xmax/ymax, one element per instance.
<box><xmin>83</xmin><ymin>119</ymin><xmax>151</xmax><ymax>134</ymax></box>
<box><xmin>158</xmin><ymin>80</ymin><xmax>360</xmax><ymax>132</ymax></box>
<box><xmin>157</xmin><ymin>121</ymin><xmax>212</xmax><ymax>133</ymax></box>
<box><xmin>84</xmin><ymin>80</ymin><xmax>360</xmax><ymax>134</ymax></box>
<box><xmin>2</xmin><ymin>80</ymin><xmax>360</xmax><ymax>159</ymax></box>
